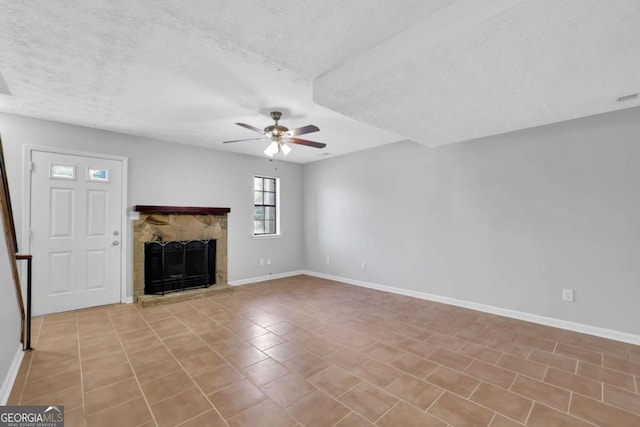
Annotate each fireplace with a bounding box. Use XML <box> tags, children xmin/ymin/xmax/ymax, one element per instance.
<box><xmin>132</xmin><ymin>205</ymin><xmax>230</xmax><ymax>303</ymax></box>
<box><xmin>144</xmin><ymin>240</ymin><xmax>216</xmax><ymax>295</ymax></box>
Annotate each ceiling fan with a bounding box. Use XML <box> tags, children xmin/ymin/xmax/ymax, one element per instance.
<box><xmin>223</xmin><ymin>111</ymin><xmax>326</xmax><ymax>157</ymax></box>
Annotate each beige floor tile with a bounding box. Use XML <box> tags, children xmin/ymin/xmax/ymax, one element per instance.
<box><xmin>83</xmin><ymin>362</ymin><xmax>134</xmax><ymax>392</ymax></box>
<box><xmin>352</xmin><ymin>360</ymin><xmax>403</xmax><ymax>388</ymax></box>
<box><xmin>85</xmin><ymin>396</ymin><xmax>152</xmax><ymax>427</ymax></box>
<box><xmin>339</xmin><ymin>382</ymin><xmax>398</xmax><ymax>422</ymax></box>
<box><xmin>470</xmin><ymin>382</ymin><xmax>533</xmax><ymax>423</ymax></box>
<box><xmin>259</xmin><ymin>373</ymin><xmax>316</xmax><ymax>408</ymax></box>
<box><xmin>193</xmin><ymin>364</ymin><xmax>245</xmax><ymax>394</ymax></box>
<box><xmin>428</xmin><ymin>391</ymin><xmax>494</xmax><ymax>427</ymax></box>
<box><xmin>241</xmin><ymin>358</ymin><xmax>289</xmax><ymax>386</ymax></box>
<box><xmin>308</xmin><ymin>365</ymin><xmax>361</xmax><ymax>398</ymax></box>
<box><xmin>228</xmin><ymin>400</ymin><xmax>296</xmax><ymax>427</ymax></box>
<box><xmin>377</xmin><ymin>401</ymin><xmax>446</xmax><ymax>427</ymax></box>
<box><xmin>84</xmin><ymin>377</ymin><xmax>142</xmax><ymax>415</ymax></box>
<box><xmin>21</xmin><ymin>369</ymin><xmax>81</xmax><ymax>403</ymax></box>
<box><xmin>333</xmin><ymin>412</ymin><xmax>375</xmax><ymax>426</ymax></box>
<box><xmin>176</xmin><ymin>409</ymin><xmax>228</xmax><ymax>427</ymax></box>
<box><xmin>9</xmin><ymin>276</ymin><xmax>640</xmax><ymax>427</ymax></box>
<box><xmin>385</xmin><ymin>374</ymin><xmax>444</xmax><ymax>411</ymax></box>
<box><xmin>426</xmin><ymin>366</ymin><xmax>480</xmax><ymax>398</ymax></box>
<box><xmin>150</xmin><ymin>387</ymin><xmax>212</xmax><ymax>427</ymax></box>
<box><xmin>510</xmin><ymin>375</ymin><xmax>570</xmax><ymax>411</ymax></box>
<box><xmin>140</xmin><ymin>370</ymin><xmax>196</xmax><ymax>404</ymax></box>
<box><xmin>527</xmin><ymin>402</ymin><xmax>594</xmax><ymax>427</ymax></box>
<box><xmin>287</xmin><ymin>390</ymin><xmax>351</xmax><ymax>426</ymax></box>
<box><xmin>208</xmin><ymin>379</ymin><xmax>267</xmax><ymax>419</ymax></box>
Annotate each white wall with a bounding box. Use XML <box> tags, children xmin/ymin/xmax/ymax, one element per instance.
<box><xmin>304</xmin><ymin>107</ymin><xmax>640</xmax><ymax>336</ymax></box>
<box><xmin>0</xmin><ymin>113</ymin><xmax>305</xmax><ymax>296</ymax></box>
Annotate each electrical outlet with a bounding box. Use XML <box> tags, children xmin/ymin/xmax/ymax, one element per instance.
<box><xmin>326</xmin><ymin>257</ymin><xmax>330</xmax><ymax>265</ymax></box>
<box><xmin>266</xmin><ymin>258</ymin><xmax>271</xmax><ymax>266</ymax></box>
<box><xmin>562</xmin><ymin>288</ymin><xmax>575</xmax><ymax>302</ymax></box>
<box><xmin>259</xmin><ymin>258</ymin><xmax>264</xmax><ymax>266</ymax></box>
<box><xmin>361</xmin><ymin>261</ymin><xmax>366</xmax><ymax>271</ymax></box>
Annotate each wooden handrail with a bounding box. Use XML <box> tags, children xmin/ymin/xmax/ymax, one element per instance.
<box><xmin>1</xmin><ymin>134</ymin><xmax>26</xmax><ymax>348</ymax></box>
<box><xmin>0</xmin><ymin>198</ymin><xmax>25</xmax><ymax>346</ymax></box>
<box><xmin>16</xmin><ymin>254</ymin><xmax>33</xmax><ymax>351</ymax></box>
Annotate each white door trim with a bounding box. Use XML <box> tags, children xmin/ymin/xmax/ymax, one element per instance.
<box><xmin>22</xmin><ymin>145</ymin><xmax>130</xmax><ymax>304</ymax></box>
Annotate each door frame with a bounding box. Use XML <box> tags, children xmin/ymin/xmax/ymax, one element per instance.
<box><xmin>22</xmin><ymin>145</ymin><xmax>130</xmax><ymax>304</ymax></box>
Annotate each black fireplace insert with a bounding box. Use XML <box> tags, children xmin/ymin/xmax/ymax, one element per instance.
<box><xmin>144</xmin><ymin>240</ymin><xmax>216</xmax><ymax>295</ymax></box>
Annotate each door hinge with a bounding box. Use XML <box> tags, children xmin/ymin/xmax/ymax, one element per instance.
<box><xmin>28</xmin><ymin>229</ymin><xmax>33</xmax><ymax>240</ymax></box>
<box><xmin>28</xmin><ymin>162</ymin><xmax>35</xmax><ymax>172</ymax></box>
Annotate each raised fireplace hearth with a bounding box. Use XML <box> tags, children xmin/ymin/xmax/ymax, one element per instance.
<box><xmin>132</xmin><ymin>205</ymin><xmax>230</xmax><ymax>304</ymax></box>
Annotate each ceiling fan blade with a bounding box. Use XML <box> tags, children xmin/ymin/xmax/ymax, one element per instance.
<box><xmin>288</xmin><ymin>137</ymin><xmax>326</xmax><ymax>149</ymax></box>
<box><xmin>288</xmin><ymin>124</ymin><xmax>320</xmax><ymax>137</ymax></box>
<box><xmin>223</xmin><ymin>137</ymin><xmax>268</xmax><ymax>144</ymax></box>
<box><xmin>236</xmin><ymin>122</ymin><xmax>265</xmax><ymax>134</ymax></box>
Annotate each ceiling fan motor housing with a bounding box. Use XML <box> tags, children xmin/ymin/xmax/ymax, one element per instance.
<box><xmin>265</xmin><ymin>111</ymin><xmax>288</xmax><ymax>137</ymax></box>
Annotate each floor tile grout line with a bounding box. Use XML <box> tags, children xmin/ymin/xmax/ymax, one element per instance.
<box><xmin>18</xmin><ymin>279</ymin><xmax>640</xmax><ymax>426</ymax></box>
<box><xmin>107</xmin><ymin>308</ymin><xmax>160</xmax><ymax>427</ymax></box>
<box><xmin>487</xmin><ymin>412</ymin><xmax>497</xmax><ymax>426</ymax></box>
<box><xmin>373</xmin><ymin>399</ymin><xmax>401</xmax><ymax>424</ymax></box>
<box><xmin>329</xmin><ymin>410</ymin><xmax>352</xmax><ymax>427</ymax></box>
<box><xmin>172</xmin><ymin>408</ymin><xmax>214</xmax><ymax>427</ymax></box>
<box><xmin>74</xmin><ymin>313</ymin><xmax>87</xmax><ymax>427</ymax></box>
<box><xmin>424</xmin><ymin>388</ymin><xmax>446</xmax><ymax>413</ymax></box>
<box><xmin>15</xmin><ymin>318</ymin><xmax>41</xmax><ymax>405</ymax></box>
<box><xmin>136</xmin><ymin>303</ymin><xmax>233</xmax><ymax>427</ymax></box>
<box><xmin>311</xmin><ymin>387</ymin><xmax>378</xmax><ymax>426</ymax></box>
<box><xmin>522</xmin><ymin>390</ymin><xmax>536</xmax><ymax>425</ymax></box>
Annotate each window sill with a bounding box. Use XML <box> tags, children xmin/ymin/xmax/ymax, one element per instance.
<box><xmin>253</xmin><ymin>233</ymin><xmax>283</xmax><ymax>240</ymax></box>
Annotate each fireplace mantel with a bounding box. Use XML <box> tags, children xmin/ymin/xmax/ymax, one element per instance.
<box><xmin>134</xmin><ymin>205</ymin><xmax>231</xmax><ymax>215</ymax></box>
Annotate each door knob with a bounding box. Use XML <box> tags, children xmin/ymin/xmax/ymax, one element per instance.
<box><xmin>113</xmin><ymin>241</ymin><xmax>120</xmax><ymax>246</ymax></box>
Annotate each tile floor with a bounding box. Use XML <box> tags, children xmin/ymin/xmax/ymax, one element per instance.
<box><xmin>8</xmin><ymin>275</ymin><xmax>640</xmax><ymax>427</ymax></box>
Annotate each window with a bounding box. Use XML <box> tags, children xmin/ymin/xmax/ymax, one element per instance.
<box><xmin>254</xmin><ymin>176</ymin><xmax>278</xmax><ymax>235</ymax></box>
<box><xmin>50</xmin><ymin>164</ymin><xmax>76</xmax><ymax>180</ymax></box>
<box><xmin>88</xmin><ymin>168</ymin><xmax>110</xmax><ymax>182</ymax></box>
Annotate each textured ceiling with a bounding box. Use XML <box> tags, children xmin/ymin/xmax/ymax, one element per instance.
<box><xmin>1</xmin><ymin>1</ymin><xmax>639</xmax><ymax>162</ymax></box>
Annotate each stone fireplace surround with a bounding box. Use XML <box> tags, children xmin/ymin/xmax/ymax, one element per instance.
<box><xmin>133</xmin><ymin>205</ymin><xmax>230</xmax><ymax>305</ymax></box>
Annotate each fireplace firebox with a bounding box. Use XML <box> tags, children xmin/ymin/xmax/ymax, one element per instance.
<box><xmin>144</xmin><ymin>240</ymin><xmax>216</xmax><ymax>295</ymax></box>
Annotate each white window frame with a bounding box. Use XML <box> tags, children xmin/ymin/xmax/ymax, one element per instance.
<box><xmin>253</xmin><ymin>175</ymin><xmax>281</xmax><ymax>237</ymax></box>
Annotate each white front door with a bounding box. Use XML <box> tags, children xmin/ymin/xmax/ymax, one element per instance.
<box><xmin>30</xmin><ymin>150</ymin><xmax>123</xmax><ymax>315</ymax></box>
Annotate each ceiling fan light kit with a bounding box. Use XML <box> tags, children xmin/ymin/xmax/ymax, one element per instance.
<box><xmin>223</xmin><ymin>111</ymin><xmax>326</xmax><ymax>157</ymax></box>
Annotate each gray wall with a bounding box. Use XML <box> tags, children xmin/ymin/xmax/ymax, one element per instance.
<box><xmin>2</xmin><ymin>107</ymin><xmax>639</xmax><ymax>338</ymax></box>
<box><xmin>0</xmin><ymin>113</ymin><xmax>305</xmax><ymax>296</ymax></box>
<box><xmin>0</xmin><ymin>211</ymin><xmax>22</xmax><ymax>402</ymax></box>
<box><xmin>304</xmin><ymin>107</ymin><xmax>640</xmax><ymax>335</ymax></box>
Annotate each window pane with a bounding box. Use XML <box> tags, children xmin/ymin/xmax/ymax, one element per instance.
<box><xmin>254</xmin><ymin>176</ymin><xmax>278</xmax><ymax>235</ymax></box>
<box><xmin>254</xmin><ymin>191</ymin><xmax>264</xmax><ymax>204</ymax></box>
<box><xmin>254</xmin><ymin>206</ymin><xmax>265</xmax><ymax>220</ymax></box>
<box><xmin>254</xmin><ymin>177</ymin><xmax>264</xmax><ymax>191</ymax></box>
<box><xmin>88</xmin><ymin>168</ymin><xmax>109</xmax><ymax>182</ymax></box>
<box><xmin>264</xmin><ymin>178</ymin><xmax>275</xmax><ymax>192</ymax></box>
<box><xmin>265</xmin><ymin>207</ymin><xmax>276</xmax><ymax>220</ymax></box>
<box><xmin>264</xmin><ymin>192</ymin><xmax>275</xmax><ymax>206</ymax></box>
<box><xmin>51</xmin><ymin>164</ymin><xmax>76</xmax><ymax>179</ymax></box>
<box><xmin>266</xmin><ymin>220</ymin><xmax>276</xmax><ymax>234</ymax></box>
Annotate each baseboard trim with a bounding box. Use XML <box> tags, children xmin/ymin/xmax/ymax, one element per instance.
<box><xmin>302</xmin><ymin>270</ymin><xmax>640</xmax><ymax>345</ymax></box>
<box><xmin>0</xmin><ymin>345</ymin><xmax>24</xmax><ymax>405</ymax></box>
<box><xmin>229</xmin><ymin>270</ymin><xmax>306</xmax><ymax>287</ymax></box>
